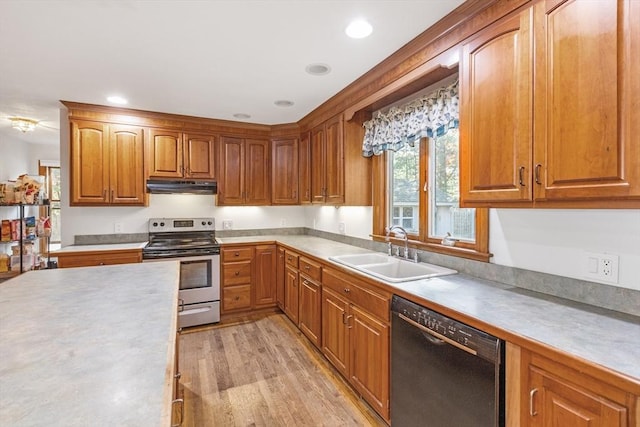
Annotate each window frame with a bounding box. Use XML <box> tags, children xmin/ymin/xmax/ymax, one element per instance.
<box><xmin>372</xmin><ymin>137</ymin><xmax>490</xmax><ymax>262</ymax></box>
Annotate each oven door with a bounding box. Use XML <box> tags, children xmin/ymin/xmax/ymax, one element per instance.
<box><xmin>174</xmin><ymin>254</ymin><xmax>220</xmax><ymax>305</ymax></box>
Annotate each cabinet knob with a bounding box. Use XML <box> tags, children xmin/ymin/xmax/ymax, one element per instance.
<box><xmin>343</xmin><ymin>288</ymin><xmax>350</xmax><ymax>293</ymax></box>
<box><xmin>234</xmin><ymin>296</ymin><xmax>240</xmax><ymax>301</ymax></box>
<box><xmin>234</xmin><ymin>252</ymin><xmax>240</xmax><ymax>257</ymax></box>
<box><xmin>235</xmin><ymin>271</ymin><xmax>240</xmax><ymax>276</ymax></box>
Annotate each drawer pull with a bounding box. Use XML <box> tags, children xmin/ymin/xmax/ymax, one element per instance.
<box><xmin>235</xmin><ymin>271</ymin><xmax>240</xmax><ymax>276</ymax></box>
<box><xmin>234</xmin><ymin>252</ymin><xmax>240</xmax><ymax>257</ymax></box>
<box><xmin>287</xmin><ymin>256</ymin><xmax>292</xmax><ymax>261</ymax></box>
<box><xmin>234</xmin><ymin>296</ymin><xmax>240</xmax><ymax>301</ymax></box>
<box><xmin>304</xmin><ymin>265</ymin><xmax>310</xmax><ymax>270</ymax></box>
<box><xmin>343</xmin><ymin>288</ymin><xmax>350</xmax><ymax>293</ymax></box>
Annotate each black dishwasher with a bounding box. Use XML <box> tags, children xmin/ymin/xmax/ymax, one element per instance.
<box><xmin>391</xmin><ymin>295</ymin><xmax>504</xmax><ymax>427</ymax></box>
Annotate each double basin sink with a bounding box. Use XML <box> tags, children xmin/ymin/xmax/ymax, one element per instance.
<box><xmin>328</xmin><ymin>253</ymin><xmax>457</xmax><ymax>283</ymax></box>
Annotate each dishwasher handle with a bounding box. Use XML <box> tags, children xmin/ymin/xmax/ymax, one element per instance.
<box><xmin>398</xmin><ymin>313</ymin><xmax>478</xmax><ymax>356</ymax></box>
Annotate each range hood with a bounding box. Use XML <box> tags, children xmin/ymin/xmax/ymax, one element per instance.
<box><xmin>146</xmin><ymin>179</ymin><xmax>217</xmax><ymax>194</ymax></box>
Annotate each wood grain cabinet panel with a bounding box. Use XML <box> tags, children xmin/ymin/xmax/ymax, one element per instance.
<box><xmin>298</xmin><ymin>273</ymin><xmax>322</xmax><ymax>349</ymax></box>
<box><xmin>283</xmin><ymin>265</ymin><xmax>299</xmax><ymax>324</ymax></box>
<box><xmin>254</xmin><ymin>245</ymin><xmax>277</xmax><ymax>308</ymax></box>
<box><xmin>147</xmin><ymin>129</ymin><xmax>216</xmax><ymax>180</ymax></box>
<box><xmin>532</xmin><ymin>0</ymin><xmax>639</xmax><ymax>203</ymax></box>
<box><xmin>520</xmin><ymin>348</ymin><xmax>637</xmax><ymax>427</ymax></box>
<box><xmin>70</xmin><ymin>120</ymin><xmax>145</xmax><ymax>206</ymax></box>
<box><xmin>298</xmin><ymin>131</ymin><xmax>312</xmax><ymax>204</ymax></box>
<box><xmin>311</xmin><ymin>115</ymin><xmax>344</xmax><ymax>204</ymax></box>
<box><xmin>321</xmin><ymin>267</ymin><xmax>391</xmax><ymax>422</ymax></box>
<box><xmin>56</xmin><ymin>249</ymin><xmax>142</xmax><ymax>268</ymax></box>
<box><xmin>271</xmin><ymin>138</ymin><xmax>299</xmax><ymax>205</ymax></box>
<box><xmin>219</xmin><ymin>136</ymin><xmax>270</xmax><ymax>205</ymax></box>
<box><xmin>276</xmin><ymin>246</ymin><xmax>285</xmax><ymax>310</ymax></box>
<box><xmin>461</xmin><ymin>0</ymin><xmax>640</xmax><ymax>207</ymax></box>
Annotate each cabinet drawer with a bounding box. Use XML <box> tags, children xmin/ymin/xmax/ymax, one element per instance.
<box><xmin>299</xmin><ymin>257</ymin><xmax>321</xmax><ymax>281</ymax></box>
<box><xmin>56</xmin><ymin>250</ymin><xmax>142</xmax><ymax>268</ymax></box>
<box><xmin>222</xmin><ymin>246</ymin><xmax>254</xmax><ymax>262</ymax></box>
<box><xmin>323</xmin><ymin>268</ymin><xmax>390</xmax><ymax>321</ymax></box>
<box><xmin>223</xmin><ymin>285</ymin><xmax>252</xmax><ymax>312</ymax></box>
<box><xmin>222</xmin><ymin>261</ymin><xmax>252</xmax><ymax>286</ymax></box>
<box><xmin>285</xmin><ymin>250</ymin><xmax>299</xmax><ymax>268</ymax></box>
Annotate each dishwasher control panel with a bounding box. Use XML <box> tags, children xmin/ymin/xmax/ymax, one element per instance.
<box><xmin>391</xmin><ymin>295</ymin><xmax>501</xmax><ymax>363</ymax></box>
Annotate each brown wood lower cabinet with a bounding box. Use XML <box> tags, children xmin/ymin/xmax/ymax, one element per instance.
<box><xmin>221</xmin><ymin>244</ymin><xmax>277</xmax><ymax>315</ymax></box>
<box><xmin>321</xmin><ymin>267</ymin><xmax>391</xmax><ymax>422</ymax></box>
<box><xmin>283</xmin><ymin>265</ymin><xmax>299</xmax><ymax>324</ymax></box>
<box><xmin>297</xmin><ymin>256</ymin><xmax>322</xmax><ymax>349</ymax></box>
<box><xmin>55</xmin><ymin>249</ymin><xmax>142</xmax><ymax>268</ymax></box>
<box><xmin>517</xmin><ymin>346</ymin><xmax>638</xmax><ymax>427</ymax></box>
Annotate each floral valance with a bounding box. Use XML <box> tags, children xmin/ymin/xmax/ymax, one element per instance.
<box><xmin>362</xmin><ymin>80</ymin><xmax>459</xmax><ymax>157</ymax></box>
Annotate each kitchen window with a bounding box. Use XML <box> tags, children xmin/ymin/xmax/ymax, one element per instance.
<box><xmin>368</xmin><ymin>79</ymin><xmax>489</xmax><ymax>261</ymax></box>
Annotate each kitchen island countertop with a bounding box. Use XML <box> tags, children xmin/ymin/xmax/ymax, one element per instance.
<box><xmin>53</xmin><ymin>241</ymin><xmax>148</xmax><ymax>253</ymax></box>
<box><xmin>0</xmin><ymin>261</ymin><xmax>180</xmax><ymax>426</ymax></box>
<box><xmin>219</xmin><ymin>234</ymin><xmax>640</xmax><ymax>385</ymax></box>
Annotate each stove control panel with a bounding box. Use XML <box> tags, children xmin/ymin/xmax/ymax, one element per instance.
<box><xmin>148</xmin><ymin>217</ymin><xmax>215</xmax><ymax>232</ymax></box>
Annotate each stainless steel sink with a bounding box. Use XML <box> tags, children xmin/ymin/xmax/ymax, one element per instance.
<box><xmin>328</xmin><ymin>253</ymin><xmax>457</xmax><ymax>282</ymax></box>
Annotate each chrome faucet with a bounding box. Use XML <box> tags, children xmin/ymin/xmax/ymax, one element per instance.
<box><xmin>386</xmin><ymin>225</ymin><xmax>410</xmax><ymax>260</ymax></box>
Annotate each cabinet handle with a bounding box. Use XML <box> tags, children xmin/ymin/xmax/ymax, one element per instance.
<box><xmin>534</xmin><ymin>164</ymin><xmax>542</xmax><ymax>185</ymax></box>
<box><xmin>529</xmin><ymin>388</ymin><xmax>538</xmax><ymax>416</ymax></box>
<box><xmin>103</xmin><ymin>190</ymin><xmax>107</xmax><ymax>200</ymax></box>
<box><xmin>293</xmin><ymin>190</ymin><xmax>297</xmax><ymax>198</ymax></box>
<box><xmin>343</xmin><ymin>288</ymin><xmax>350</xmax><ymax>293</ymax></box>
<box><xmin>519</xmin><ymin>166</ymin><xmax>526</xmax><ymax>186</ymax></box>
<box><xmin>178</xmin><ymin>299</ymin><xmax>184</xmax><ymax>312</ymax></box>
<box><xmin>346</xmin><ymin>314</ymin><xmax>353</xmax><ymax>328</ymax></box>
<box><xmin>292</xmin><ymin>278</ymin><xmax>297</xmax><ymax>287</ymax></box>
<box><xmin>287</xmin><ymin>256</ymin><xmax>292</xmax><ymax>261</ymax></box>
<box><xmin>305</xmin><ymin>190</ymin><xmax>309</xmax><ymax>198</ymax></box>
<box><xmin>234</xmin><ymin>252</ymin><xmax>240</xmax><ymax>257</ymax></box>
<box><xmin>342</xmin><ymin>312</ymin><xmax>347</xmax><ymax>324</ymax></box>
<box><xmin>304</xmin><ymin>265</ymin><xmax>310</xmax><ymax>270</ymax></box>
<box><xmin>111</xmin><ymin>190</ymin><xmax>114</xmax><ymax>200</ymax></box>
<box><xmin>234</xmin><ymin>271</ymin><xmax>240</xmax><ymax>276</ymax></box>
<box><xmin>234</xmin><ymin>296</ymin><xmax>240</xmax><ymax>301</ymax></box>
<box><xmin>174</xmin><ymin>371</ymin><xmax>181</xmax><ymax>380</ymax></box>
<box><xmin>171</xmin><ymin>398</ymin><xmax>184</xmax><ymax>427</ymax></box>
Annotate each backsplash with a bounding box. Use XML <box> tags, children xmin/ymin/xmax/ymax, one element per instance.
<box><xmin>72</xmin><ymin>227</ymin><xmax>639</xmax><ymax>317</ymax></box>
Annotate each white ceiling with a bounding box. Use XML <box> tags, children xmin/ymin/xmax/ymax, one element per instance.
<box><xmin>0</xmin><ymin>0</ymin><xmax>464</xmax><ymax>146</ymax></box>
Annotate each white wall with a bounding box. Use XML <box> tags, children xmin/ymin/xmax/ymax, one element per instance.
<box><xmin>0</xmin><ymin>136</ymin><xmax>31</xmax><ymax>180</ymax></box>
<box><xmin>304</xmin><ymin>205</ymin><xmax>373</xmax><ymax>239</ymax></box>
<box><xmin>490</xmin><ymin>209</ymin><xmax>640</xmax><ymax>291</ymax></box>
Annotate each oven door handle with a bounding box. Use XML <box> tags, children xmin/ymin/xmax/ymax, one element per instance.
<box><xmin>398</xmin><ymin>313</ymin><xmax>477</xmax><ymax>356</ymax></box>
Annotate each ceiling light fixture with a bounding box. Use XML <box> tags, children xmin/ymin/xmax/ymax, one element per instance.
<box><xmin>274</xmin><ymin>100</ymin><xmax>294</xmax><ymax>107</ymax></box>
<box><xmin>305</xmin><ymin>63</ymin><xmax>331</xmax><ymax>76</ymax></box>
<box><xmin>233</xmin><ymin>113</ymin><xmax>251</xmax><ymax>119</ymax></box>
<box><xmin>107</xmin><ymin>95</ymin><xmax>128</xmax><ymax>105</ymax></box>
<box><xmin>10</xmin><ymin>117</ymin><xmax>39</xmax><ymax>133</ymax></box>
<box><xmin>345</xmin><ymin>19</ymin><xmax>373</xmax><ymax>39</ymax></box>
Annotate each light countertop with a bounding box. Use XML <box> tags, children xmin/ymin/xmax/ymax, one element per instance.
<box><xmin>0</xmin><ymin>262</ymin><xmax>180</xmax><ymax>426</ymax></box>
<box><xmin>220</xmin><ymin>235</ymin><xmax>640</xmax><ymax>384</ymax></box>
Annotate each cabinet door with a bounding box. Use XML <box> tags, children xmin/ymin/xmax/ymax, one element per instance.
<box><xmin>298</xmin><ymin>275</ymin><xmax>321</xmax><ymax>348</ymax></box>
<box><xmin>70</xmin><ymin>120</ymin><xmax>109</xmax><ymax>205</ymax></box>
<box><xmin>311</xmin><ymin>124</ymin><xmax>326</xmax><ymax>203</ymax></box>
<box><xmin>350</xmin><ymin>305</ymin><xmax>390</xmax><ymax>421</ymax></box>
<box><xmin>148</xmin><ymin>129</ymin><xmax>183</xmax><ymax>178</ymax></box>
<box><xmin>528</xmin><ymin>366</ymin><xmax>627</xmax><ymax>427</ymax></box>
<box><xmin>324</xmin><ymin>114</ymin><xmax>345</xmax><ymax>204</ymax></box>
<box><xmin>321</xmin><ymin>287</ymin><xmax>349</xmax><ymax>377</ymax></box>
<box><xmin>298</xmin><ymin>131</ymin><xmax>312</xmax><ymax>204</ymax></box>
<box><xmin>460</xmin><ymin>8</ymin><xmax>533</xmax><ymax>204</ymax></box>
<box><xmin>271</xmin><ymin>138</ymin><xmax>299</xmax><ymax>205</ymax></box>
<box><xmin>184</xmin><ymin>133</ymin><xmax>216</xmax><ymax>179</ymax></box>
<box><xmin>109</xmin><ymin>124</ymin><xmax>145</xmax><ymax>205</ymax></box>
<box><xmin>245</xmin><ymin>139</ymin><xmax>271</xmax><ymax>205</ymax></box>
<box><xmin>218</xmin><ymin>136</ymin><xmax>245</xmax><ymax>205</ymax></box>
<box><xmin>533</xmin><ymin>0</ymin><xmax>640</xmax><ymax>201</ymax></box>
<box><xmin>283</xmin><ymin>265</ymin><xmax>299</xmax><ymax>324</ymax></box>
<box><xmin>254</xmin><ymin>244</ymin><xmax>277</xmax><ymax>308</ymax></box>
<box><xmin>276</xmin><ymin>247</ymin><xmax>285</xmax><ymax>309</ymax></box>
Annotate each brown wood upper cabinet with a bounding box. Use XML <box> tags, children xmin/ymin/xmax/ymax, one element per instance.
<box><xmin>271</xmin><ymin>137</ymin><xmax>299</xmax><ymax>205</ymax></box>
<box><xmin>298</xmin><ymin>131</ymin><xmax>312</xmax><ymax>204</ymax></box>
<box><xmin>70</xmin><ymin>120</ymin><xmax>146</xmax><ymax>206</ymax></box>
<box><xmin>147</xmin><ymin>129</ymin><xmax>217</xmax><ymax>180</ymax></box>
<box><xmin>218</xmin><ymin>136</ymin><xmax>270</xmax><ymax>205</ymax></box>
<box><xmin>311</xmin><ymin>114</ymin><xmax>345</xmax><ymax>204</ymax></box>
<box><xmin>460</xmin><ymin>0</ymin><xmax>640</xmax><ymax>207</ymax></box>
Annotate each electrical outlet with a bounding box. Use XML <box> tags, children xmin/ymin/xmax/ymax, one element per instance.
<box><xmin>584</xmin><ymin>252</ymin><xmax>619</xmax><ymax>284</ymax></box>
<box><xmin>222</xmin><ymin>220</ymin><xmax>233</xmax><ymax>230</ymax></box>
<box><xmin>114</xmin><ymin>222</ymin><xmax>123</xmax><ymax>233</ymax></box>
<box><xmin>338</xmin><ymin>222</ymin><xmax>346</xmax><ymax>235</ymax></box>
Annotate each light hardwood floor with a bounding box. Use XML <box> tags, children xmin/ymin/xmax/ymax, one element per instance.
<box><xmin>179</xmin><ymin>313</ymin><xmax>386</xmax><ymax>427</ymax></box>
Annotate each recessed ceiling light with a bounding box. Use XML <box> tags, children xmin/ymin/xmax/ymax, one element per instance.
<box><xmin>305</xmin><ymin>63</ymin><xmax>331</xmax><ymax>76</ymax></box>
<box><xmin>233</xmin><ymin>113</ymin><xmax>251</xmax><ymax>119</ymax></box>
<box><xmin>274</xmin><ymin>100</ymin><xmax>294</xmax><ymax>107</ymax></box>
<box><xmin>345</xmin><ymin>19</ymin><xmax>373</xmax><ymax>39</ymax></box>
<box><xmin>107</xmin><ymin>95</ymin><xmax>128</xmax><ymax>105</ymax></box>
